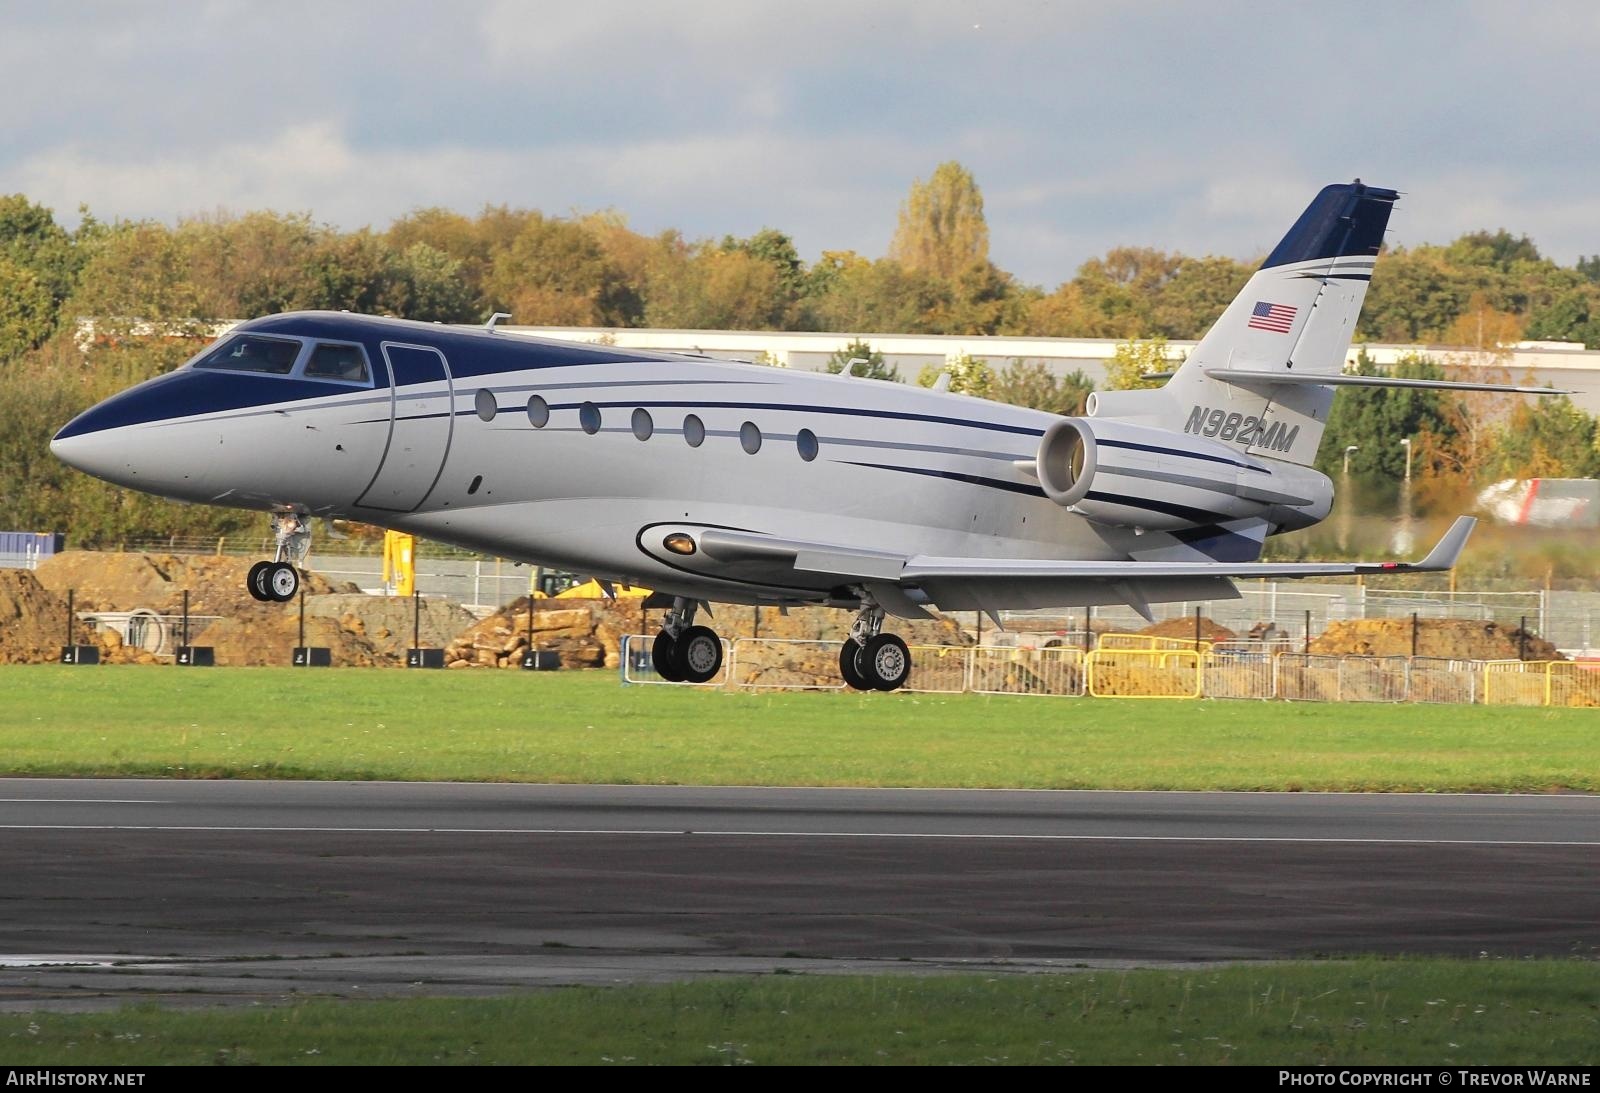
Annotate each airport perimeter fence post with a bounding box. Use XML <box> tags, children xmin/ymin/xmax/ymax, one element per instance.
<box><xmin>1304</xmin><ymin>609</ymin><xmax>1311</xmax><ymax>653</ymax></box>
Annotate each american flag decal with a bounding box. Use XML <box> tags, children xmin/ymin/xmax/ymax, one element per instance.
<box><xmin>1248</xmin><ymin>300</ymin><xmax>1298</xmax><ymax>333</ymax></box>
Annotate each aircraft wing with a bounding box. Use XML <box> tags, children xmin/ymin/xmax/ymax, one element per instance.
<box><xmin>700</xmin><ymin>516</ymin><xmax>1474</xmax><ymax>582</ymax></box>
<box><xmin>696</xmin><ymin>517</ymin><xmax>1476</xmax><ymax>619</ymax></box>
<box><xmin>901</xmin><ymin>515</ymin><xmax>1475</xmax><ymax>581</ymax></box>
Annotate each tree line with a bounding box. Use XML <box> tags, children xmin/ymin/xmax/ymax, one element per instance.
<box><xmin>3</xmin><ymin>162</ymin><xmax>1599</xmax><ymax>545</ymax></box>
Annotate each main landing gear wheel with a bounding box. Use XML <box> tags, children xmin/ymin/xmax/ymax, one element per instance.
<box><xmin>839</xmin><ymin>641</ymin><xmax>872</xmax><ymax>691</ymax></box>
<box><xmin>652</xmin><ymin>631</ymin><xmax>686</xmax><ymax>682</ymax></box>
<box><xmin>863</xmin><ymin>633</ymin><xmax>911</xmax><ymax>692</ymax></box>
<box><xmin>677</xmin><ymin>624</ymin><xmax>723</xmax><ymax>684</ymax></box>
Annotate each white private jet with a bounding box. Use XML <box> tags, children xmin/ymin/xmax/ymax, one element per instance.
<box><xmin>52</xmin><ymin>181</ymin><xmax>1551</xmax><ymax>690</ymax></box>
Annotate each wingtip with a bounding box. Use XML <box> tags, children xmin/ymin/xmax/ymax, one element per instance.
<box><xmin>1414</xmin><ymin>515</ymin><xmax>1477</xmax><ymax>571</ymax></box>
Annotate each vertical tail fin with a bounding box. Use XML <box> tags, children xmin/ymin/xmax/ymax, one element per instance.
<box><xmin>1095</xmin><ymin>181</ymin><xmax>1399</xmax><ymax>466</ymax></box>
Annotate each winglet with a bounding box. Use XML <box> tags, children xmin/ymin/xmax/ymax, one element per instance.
<box><xmin>1413</xmin><ymin>515</ymin><xmax>1476</xmax><ymax>571</ymax></box>
<box><xmin>1351</xmin><ymin>516</ymin><xmax>1474</xmax><ymax>575</ymax></box>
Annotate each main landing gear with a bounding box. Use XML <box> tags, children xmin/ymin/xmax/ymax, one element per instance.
<box><xmin>839</xmin><ymin>600</ymin><xmax>911</xmax><ymax>692</ymax></box>
<box><xmin>246</xmin><ymin>513</ymin><xmax>311</xmax><ymax>603</ymax></box>
<box><xmin>651</xmin><ymin>597</ymin><xmax>724</xmax><ymax>684</ymax></box>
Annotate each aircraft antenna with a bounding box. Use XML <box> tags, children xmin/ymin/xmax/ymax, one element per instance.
<box><xmin>485</xmin><ymin>312</ymin><xmax>513</xmax><ymax>333</ymax></box>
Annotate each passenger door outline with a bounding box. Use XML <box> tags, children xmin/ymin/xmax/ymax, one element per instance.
<box><xmin>353</xmin><ymin>342</ymin><xmax>454</xmax><ymax>513</ymax></box>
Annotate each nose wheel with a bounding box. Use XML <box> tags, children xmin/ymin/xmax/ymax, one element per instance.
<box><xmin>247</xmin><ymin>560</ymin><xmax>301</xmax><ymax>603</ymax></box>
<box><xmin>247</xmin><ymin>512</ymin><xmax>311</xmax><ymax>603</ymax></box>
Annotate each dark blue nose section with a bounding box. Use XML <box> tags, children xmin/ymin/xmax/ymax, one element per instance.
<box><xmin>53</xmin><ymin>370</ymin><xmax>290</xmax><ymax>442</ymax></box>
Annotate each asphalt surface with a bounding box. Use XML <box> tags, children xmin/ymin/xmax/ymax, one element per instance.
<box><xmin>1</xmin><ymin>779</ymin><xmax>1596</xmax><ymax>1010</ymax></box>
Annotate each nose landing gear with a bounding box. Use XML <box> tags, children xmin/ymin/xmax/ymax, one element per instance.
<box><xmin>651</xmin><ymin>597</ymin><xmax>724</xmax><ymax>684</ymax></box>
<box><xmin>246</xmin><ymin>513</ymin><xmax>311</xmax><ymax>603</ymax></box>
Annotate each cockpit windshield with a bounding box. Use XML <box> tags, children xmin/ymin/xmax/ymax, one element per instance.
<box><xmin>304</xmin><ymin>343</ymin><xmax>370</xmax><ymax>383</ymax></box>
<box><xmin>193</xmin><ymin>335</ymin><xmax>302</xmax><ymax>375</ymax></box>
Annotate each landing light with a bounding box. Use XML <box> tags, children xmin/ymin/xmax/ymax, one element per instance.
<box><xmin>663</xmin><ymin>533</ymin><xmax>697</xmax><ymax>556</ymax></box>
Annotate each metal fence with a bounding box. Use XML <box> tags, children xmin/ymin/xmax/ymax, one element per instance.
<box><xmin>12</xmin><ymin>537</ymin><xmax>1600</xmax><ymax>652</ymax></box>
<box><xmin>994</xmin><ymin>584</ymin><xmax>1600</xmax><ymax>658</ymax></box>
<box><xmin>619</xmin><ymin>633</ymin><xmax>1600</xmax><ymax>708</ymax></box>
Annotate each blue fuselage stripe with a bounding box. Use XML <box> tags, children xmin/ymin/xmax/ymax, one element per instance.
<box><xmin>839</xmin><ymin>461</ymin><xmax>1047</xmax><ymax>499</ymax></box>
<box><xmin>1098</xmin><ymin>437</ymin><xmax>1254</xmax><ymax>470</ymax></box>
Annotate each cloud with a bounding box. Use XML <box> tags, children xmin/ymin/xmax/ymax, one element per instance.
<box><xmin>6</xmin><ymin>2</ymin><xmax>1600</xmax><ymax>285</ymax></box>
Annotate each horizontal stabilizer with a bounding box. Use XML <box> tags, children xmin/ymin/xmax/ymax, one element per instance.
<box><xmin>1207</xmin><ymin>369</ymin><xmax>1569</xmax><ymax>395</ymax></box>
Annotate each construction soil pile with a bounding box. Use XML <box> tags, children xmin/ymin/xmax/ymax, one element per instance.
<box><xmin>31</xmin><ymin>551</ymin><xmax>391</xmax><ymax>667</ymax></box>
<box><xmin>1310</xmin><ymin>618</ymin><xmax>1564</xmax><ymax>661</ymax></box>
<box><xmin>1137</xmin><ymin>616</ymin><xmax>1239</xmax><ymax>644</ymax></box>
<box><xmin>447</xmin><ymin>598</ymin><xmax>968</xmax><ymax>680</ymax></box>
<box><xmin>0</xmin><ymin>569</ymin><xmax>96</xmax><ymax>664</ymax></box>
<box><xmin>3</xmin><ymin>551</ymin><xmax>1571</xmax><ymax>675</ymax></box>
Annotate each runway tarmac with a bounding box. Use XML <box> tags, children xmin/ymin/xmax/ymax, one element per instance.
<box><xmin>1</xmin><ymin>779</ymin><xmax>1596</xmax><ymax>1010</ymax></box>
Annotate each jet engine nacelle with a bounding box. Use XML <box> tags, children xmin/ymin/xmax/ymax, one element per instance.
<box><xmin>1035</xmin><ymin>417</ymin><xmax>1333</xmax><ymax>533</ymax></box>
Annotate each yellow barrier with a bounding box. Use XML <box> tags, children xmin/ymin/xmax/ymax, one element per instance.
<box><xmin>1481</xmin><ymin>660</ymin><xmax>1551</xmax><ymax>706</ymax></box>
<box><xmin>1086</xmin><ymin>648</ymin><xmax>1202</xmax><ymax>698</ymax></box>
<box><xmin>1548</xmin><ymin>662</ymin><xmax>1600</xmax><ymax>708</ymax></box>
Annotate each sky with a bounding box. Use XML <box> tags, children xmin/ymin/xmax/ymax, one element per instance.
<box><xmin>4</xmin><ymin>0</ymin><xmax>1599</xmax><ymax>288</ymax></box>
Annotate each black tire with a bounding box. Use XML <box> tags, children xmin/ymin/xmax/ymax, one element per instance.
<box><xmin>839</xmin><ymin>640</ymin><xmax>872</xmax><ymax>691</ymax></box>
<box><xmin>677</xmin><ymin>625</ymin><xmax>723</xmax><ymax>684</ymax></box>
<box><xmin>652</xmin><ymin>631</ymin><xmax>686</xmax><ymax>682</ymax></box>
<box><xmin>266</xmin><ymin>561</ymin><xmax>300</xmax><ymax>603</ymax></box>
<box><xmin>247</xmin><ymin>561</ymin><xmax>273</xmax><ymax>602</ymax></box>
<box><xmin>864</xmin><ymin>633</ymin><xmax>911</xmax><ymax>692</ymax></box>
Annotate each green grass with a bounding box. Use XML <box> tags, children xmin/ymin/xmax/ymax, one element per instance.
<box><xmin>0</xmin><ymin>665</ymin><xmax>1595</xmax><ymax>791</ymax></box>
<box><xmin>5</xmin><ymin>960</ymin><xmax>1597</xmax><ymax>1065</ymax></box>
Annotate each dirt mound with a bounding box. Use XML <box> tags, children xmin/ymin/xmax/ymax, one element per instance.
<box><xmin>447</xmin><ymin>598</ymin><xmax>646</xmax><ymax>669</ymax></box>
<box><xmin>1137</xmin><ymin>616</ymin><xmax>1238</xmax><ymax>644</ymax></box>
<box><xmin>444</xmin><ymin>599</ymin><xmax>969</xmax><ymax>674</ymax></box>
<box><xmin>195</xmin><ymin>611</ymin><xmax>386</xmax><ymax>668</ymax></box>
<box><xmin>1310</xmin><ymin>618</ymin><xmax>1564</xmax><ymax>661</ymax></box>
<box><xmin>0</xmin><ymin>569</ymin><xmax>96</xmax><ymax>664</ymax></box>
<box><xmin>34</xmin><ymin>551</ymin><xmax>358</xmax><ymax>616</ymax></box>
<box><xmin>29</xmin><ymin>552</ymin><xmax>407</xmax><ymax>666</ymax></box>
<box><xmin>307</xmin><ymin>594</ymin><xmax>478</xmax><ymax>663</ymax></box>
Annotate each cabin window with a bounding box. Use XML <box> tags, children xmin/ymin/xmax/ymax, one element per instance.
<box><xmin>683</xmin><ymin>414</ymin><xmax>705</xmax><ymax>447</ymax></box>
<box><xmin>475</xmin><ymin>388</ymin><xmax>498</xmax><ymax>422</ymax></box>
<box><xmin>527</xmin><ymin>395</ymin><xmax>550</xmax><ymax>428</ymax></box>
<box><xmin>740</xmin><ymin>421</ymin><xmax>762</xmax><ymax>454</ymax></box>
<box><xmin>304</xmin><ymin>343</ymin><xmax>370</xmax><ymax>383</ymax></box>
<box><xmin>194</xmin><ymin>334</ymin><xmax>301</xmax><ymax>375</ymax></box>
<box><xmin>579</xmin><ymin>402</ymin><xmax>601</xmax><ymax>435</ymax></box>
<box><xmin>632</xmin><ymin>407</ymin><xmax>653</xmax><ymax>441</ymax></box>
<box><xmin>796</xmin><ymin>428</ymin><xmax>819</xmax><ymax>462</ymax></box>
